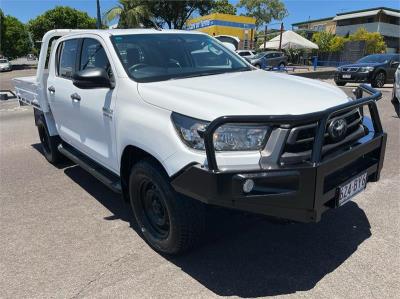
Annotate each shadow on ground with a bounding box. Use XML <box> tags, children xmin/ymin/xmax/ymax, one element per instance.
<box><xmin>34</xmin><ymin>143</ymin><xmax>371</xmax><ymax>297</ymax></box>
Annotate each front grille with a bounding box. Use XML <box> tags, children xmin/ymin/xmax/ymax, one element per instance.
<box><xmin>342</xmin><ymin>67</ymin><xmax>359</xmax><ymax>72</ymax></box>
<box><xmin>281</xmin><ymin>109</ymin><xmax>366</xmax><ymax>164</ymax></box>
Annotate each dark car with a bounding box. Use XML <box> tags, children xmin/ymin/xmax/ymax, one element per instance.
<box><xmin>335</xmin><ymin>54</ymin><xmax>400</xmax><ymax>88</ymax></box>
<box><xmin>248</xmin><ymin>51</ymin><xmax>287</xmax><ymax>69</ymax></box>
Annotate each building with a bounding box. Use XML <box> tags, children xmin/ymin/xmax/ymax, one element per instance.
<box><xmin>186</xmin><ymin>13</ymin><xmax>256</xmax><ymax>49</ymax></box>
<box><xmin>292</xmin><ymin>17</ymin><xmax>336</xmax><ymax>34</ymax></box>
<box><xmin>292</xmin><ymin>7</ymin><xmax>400</xmax><ymax>53</ymax></box>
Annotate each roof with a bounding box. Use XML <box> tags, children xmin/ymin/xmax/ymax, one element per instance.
<box><xmin>336</xmin><ymin>6</ymin><xmax>400</xmax><ymax>16</ymax></box>
<box><xmin>292</xmin><ymin>17</ymin><xmax>334</xmax><ymax>26</ymax></box>
<box><xmin>187</xmin><ymin>13</ymin><xmax>256</xmax><ymax>25</ymax></box>
<box><xmin>292</xmin><ymin>6</ymin><xmax>400</xmax><ymax>26</ymax></box>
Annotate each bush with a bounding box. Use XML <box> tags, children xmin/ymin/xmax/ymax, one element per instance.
<box><xmin>348</xmin><ymin>27</ymin><xmax>386</xmax><ymax>54</ymax></box>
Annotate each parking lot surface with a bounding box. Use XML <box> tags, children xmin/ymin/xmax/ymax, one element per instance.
<box><xmin>1</xmin><ymin>69</ymin><xmax>399</xmax><ymax>298</ymax></box>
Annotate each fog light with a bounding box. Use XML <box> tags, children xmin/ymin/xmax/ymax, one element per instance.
<box><xmin>243</xmin><ymin>179</ymin><xmax>254</xmax><ymax>193</ymax></box>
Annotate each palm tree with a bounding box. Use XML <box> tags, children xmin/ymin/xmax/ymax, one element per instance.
<box><xmin>104</xmin><ymin>0</ymin><xmax>153</xmax><ymax>28</ymax></box>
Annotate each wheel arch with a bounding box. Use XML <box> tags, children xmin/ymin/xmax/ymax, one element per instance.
<box><xmin>120</xmin><ymin>145</ymin><xmax>169</xmax><ymax>201</ymax></box>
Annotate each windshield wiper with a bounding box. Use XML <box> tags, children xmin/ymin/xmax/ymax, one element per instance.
<box><xmin>170</xmin><ymin>68</ymin><xmax>252</xmax><ymax>80</ymax></box>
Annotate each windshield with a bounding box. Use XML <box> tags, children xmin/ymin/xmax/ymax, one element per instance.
<box><xmin>111</xmin><ymin>33</ymin><xmax>251</xmax><ymax>82</ymax></box>
<box><xmin>0</xmin><ymin>59</ymin><xmax>8</xmax><ymax>63</ymax></box>
<box><xmin>253</xmin><ymin>52</ymin><xmax>266</xmax><ymax>59</ymax></box>
<box><xmin>357</xmin><ymin>54</ymin><xmax>392</xmax><ymax>64</ymax></box>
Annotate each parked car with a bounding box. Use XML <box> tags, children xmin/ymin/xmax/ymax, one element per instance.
<box><xmin>335</xmin><ymin>53</ymin><xmax>400</xmax><ymax>87</ymax></box>
<box><xmin>13</xmin><ymin>29</ymin><xmax>386</xmax><ymax>255</ymax></box>
<box><xmin>214</xmin><ymin>35</ymin><xmax>240</xmax><ymax>51</ymax></box>
<box><xmin>392</xmin><ymin>65</ymin><xmax>400</xmax><ymax>117</ymax></box>
<box><xmin>248</xmin><ymin>51</ymin><xmax>287</xmax><ymax>69</ymax></box>
<box><xmin>236</xmin><ymin>50</ymin><xmax>256</xmax><ymax>59</ymax></box>
<box><xmin>0</xmin><ymin>58</ymin><xmax>12</xmax><ymax>71</ymax></box>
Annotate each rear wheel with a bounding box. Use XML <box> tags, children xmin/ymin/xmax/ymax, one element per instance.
<box><xmin>278</xmin><ymin>62</ymin><xmax>285</xmax><ymax>69</ymax></box>
<box><xmin>255</xmin><ymin>64</ymin><xmax>261</xmax><ymax>69</ymax></box>
<box><xmin>372</xmin><ymin>72</ymin><xmax>386</xmax><ymax>88</ymax></box>
<box><xmin>37</xmin><ymin>118</ymin><xmax>63</xmax><ymax>164</ymax></box>
<box><xmin>129</xmin><ymin>159</ymin><xmax>205</xmax><ymax>255</ymax></box>
<box><xmin>335</xmin><ymin>81</ymin><xmax>346</xmax><ymax>86</ymax></box>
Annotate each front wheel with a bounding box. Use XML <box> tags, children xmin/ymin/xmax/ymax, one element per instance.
<box><xmin>255</xmin><ymin>64</ymin><xmax>261</xmax><ymax>69</ymax></box>
<box><xmin>129</xmin><ymin>159</ymin><xmax>205</xmax><ymax>255</ymax></box>
<box><xmin>372</xmin><ymin>72</ymin><xmax>386</xmax><ymax>88</ymax></box>
<box><xmin>335</xmin><ymin>81</ymin><xmax>346</xmax><ymax>86</ymax></box>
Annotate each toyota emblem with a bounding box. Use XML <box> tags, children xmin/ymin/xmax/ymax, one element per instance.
<box><xmin>328</xmin><ymin>118</ymin><xmax>347</xmax><ymax>141</ymax></box>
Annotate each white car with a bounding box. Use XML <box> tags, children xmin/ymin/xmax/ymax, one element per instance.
<box><xmin>392</xmin><ymin>66</ymin><xmax>400</xmax><ymax>117</ymax></box>
<box><xmin>0</xmin><ymin>58</ymin><xmax>12</xmax><ymax>71</ymax></box>
<box><xmin>236</xmin><ymin>50</ymin><xmax>256</xmax><ymax>59</ymax></box>
<box><xmin>13</xmin><ymin>29</ymin><xmax>387</xmax><ymax>255</ymax></box>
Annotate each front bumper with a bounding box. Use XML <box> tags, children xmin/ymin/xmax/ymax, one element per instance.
<box><xmin>171</xmin><ymin>84</ymin><xmax>387</xmax><ymax>223</ymax></box>
<box><xmin>334</xmin><ymin>71</ymin><xmax>373</xmax><ymax>83</ymax></box>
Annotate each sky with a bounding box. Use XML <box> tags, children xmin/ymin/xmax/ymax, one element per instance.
<box><xmin>1</xmin><ymin>0</ymin><xmax>399</xmax><ymax>30</ymax></box>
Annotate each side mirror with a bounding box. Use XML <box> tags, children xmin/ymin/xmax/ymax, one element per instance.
<box><xmin>72</xmin><ymin>67</ymin><xmax>113</xmax><ymax>89</ymax></box>
<box><xmin>390</xmin><ymin>61</ymin><xmax>399</xmax><ymax>68</ymax></box>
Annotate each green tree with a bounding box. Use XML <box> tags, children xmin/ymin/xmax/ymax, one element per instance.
<box><xmin>329</xmin><ymin>35</ymin><xmax>346</xmax><ymax>52</ymax></box>
<box><xmin>0</xmin><ymin>9</ymin><xmax>5</xmax><ymax>56</ymax></box>
<box><xmin>149</xmin><ymin>0</ymin><xmax>213</xmax><ymax>29</ymax></box>
<box><xmin>104</xmin><ymin>0</ymin><xmax>153</xmax><ymax>28</ymax></box>
<box><xmin>211</xmin><ymin>0</ymin><xmax>237</xmax><ymax>15</ymax></box>
<box><xmin>312</xmin><ymin>31</ymin><xmax>334</xmax><ymax>52</ymax></box>
<box><xmin>1</xmin><ymin>13</ymin><xmax>31</xmax><ymax>58</ymax></box>
<box><xmin>349</xmin><ymin>27</ymin><xmax>386</xmax><ymax>54</ymax></box>
<box><xmin>237</xmin><ymin>0</ymin><xmax>288</xmax><ymax>30</ymax></box>
<box><xmin>28</xmin><ymin>6</ymin><xmax>96</xmax><ymax>44</ymax></box>
<box><xmin>105</xmin><ymin>1</ymin><xmax>213</xmax><ymax>29</ymax></box>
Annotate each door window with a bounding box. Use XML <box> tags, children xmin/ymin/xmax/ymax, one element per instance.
<box><xmin>80</xmin><ymin>38</ymin><xmax>112</xmax><ymax>78</ymax></box>
<box><xmin>58</xmin><ymin>39</ymin><xmax>79</xmax><ymax>79</ymax></box>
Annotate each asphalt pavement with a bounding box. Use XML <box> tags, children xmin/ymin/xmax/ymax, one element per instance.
<box><xmin>0</xmin><ymin>71</ymin><xmax>399</xmax><ymax>298</ymax></box>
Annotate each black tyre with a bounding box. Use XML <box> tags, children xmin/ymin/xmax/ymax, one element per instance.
<box><xmin>255</xmin><ymin>64</ymin><xmax>261</xmax><ymax>69</ymax></box>
<box><xmin>372</xmin><ymin>72</ymin><xmax>386</xmax><ymax>88</ymax></box>
<box><xmin>129</xmin><ymin>159</ymin><xmax>205</xmax><ymax>255</ymax></box>
<box><xmin>37</xmin><ymin>118</ymin><xmax>63</xmax><ymax>164</ymax></box>
<box><xmin>278</xmin><ymin>62</ymin><xmax>286</xmax><ymax>69</ymax></box>
<box><xmin>335</xmin><ymin>81</ymin><xmax>346</xmax><ymax>86</ymax></box>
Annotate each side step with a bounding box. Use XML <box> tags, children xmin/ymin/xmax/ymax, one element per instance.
<box><xmin>58</xmin><ymin>144</ymin><xmax>122</xmax><ymax>194</ymax></box>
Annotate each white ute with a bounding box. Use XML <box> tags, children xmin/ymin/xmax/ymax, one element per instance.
<box><xmin>13</xmin><ymin>29</ymin><xmax>387</xmax><ymax>254</ymax></box>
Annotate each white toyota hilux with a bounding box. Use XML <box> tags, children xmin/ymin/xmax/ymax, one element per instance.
<box><xmin>13</xmin><ymin>29</ymin><xmax>387</xmax><ymax>254</ymax></box>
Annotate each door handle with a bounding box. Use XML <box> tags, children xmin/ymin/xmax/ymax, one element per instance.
<box><xmin>48</xmin><ymin>86</ymin><xmax>55</xmax><ymax>93</ymax></box>
<box><xmin>70</xmin><ymin>93</ymin><xmax>81</xmax><ymax>102</ymax></box>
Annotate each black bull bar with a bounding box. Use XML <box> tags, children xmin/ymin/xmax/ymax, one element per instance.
<box><xmin>172</xmin><ymin>84</ymin><xmax>387</xmax><ymax>222</ymax></box>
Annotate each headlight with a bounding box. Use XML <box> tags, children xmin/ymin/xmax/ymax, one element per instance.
<box><xmin>359</xmin><ymin>66</ymin><xmax>374</xmax><ymax>73</ymax></box>
<box><xmin>171</xmin><ymin>113</ymin><xmax>270</xmax><ymax>151</ymax></box>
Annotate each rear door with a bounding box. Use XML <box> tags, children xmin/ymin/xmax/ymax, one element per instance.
<box><xmin>47</xmin><ymin>38</ymin><xmax>80</xmax><ymax>142</ymax></box>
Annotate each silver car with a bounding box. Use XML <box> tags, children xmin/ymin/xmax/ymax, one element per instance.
<box><xmin>0</xmin><ymin>58</ymin><xmax>12</xmax><ymax>72</ymax></box>
<box><xmin>248</xmin><ymin>51</ymin><xmax>287</xmax><ymax>69</ymax></box>
<box><xmin>392</xmin><ymin>65</ymin><xmax>400</xmax><ymax>117</ymax></box>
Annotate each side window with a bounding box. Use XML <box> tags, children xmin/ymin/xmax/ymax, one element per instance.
<box><xmin>58</xmin><ymin>39</ymin><xmax>78</xmax><ymax>79</ymax></box>
<box><xmin>80</xmin><ymin>38</ymin><xmax>112</xmax><ymax>78</ymax></box>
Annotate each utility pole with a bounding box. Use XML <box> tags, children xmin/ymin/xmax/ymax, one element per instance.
<box><xmin>278</xmin><ymin>22</ymin><xmax>284</xmax><ymax>51</ymax></box>
<box><xmin>263</xmin><ymin>25</ymin><xmax>267</xmax><ymax>50</ymax></box>
<box><xmin>96</xmin><ymin>0</ymin><xmax>101</xmax><ymax>29</ymax></box>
